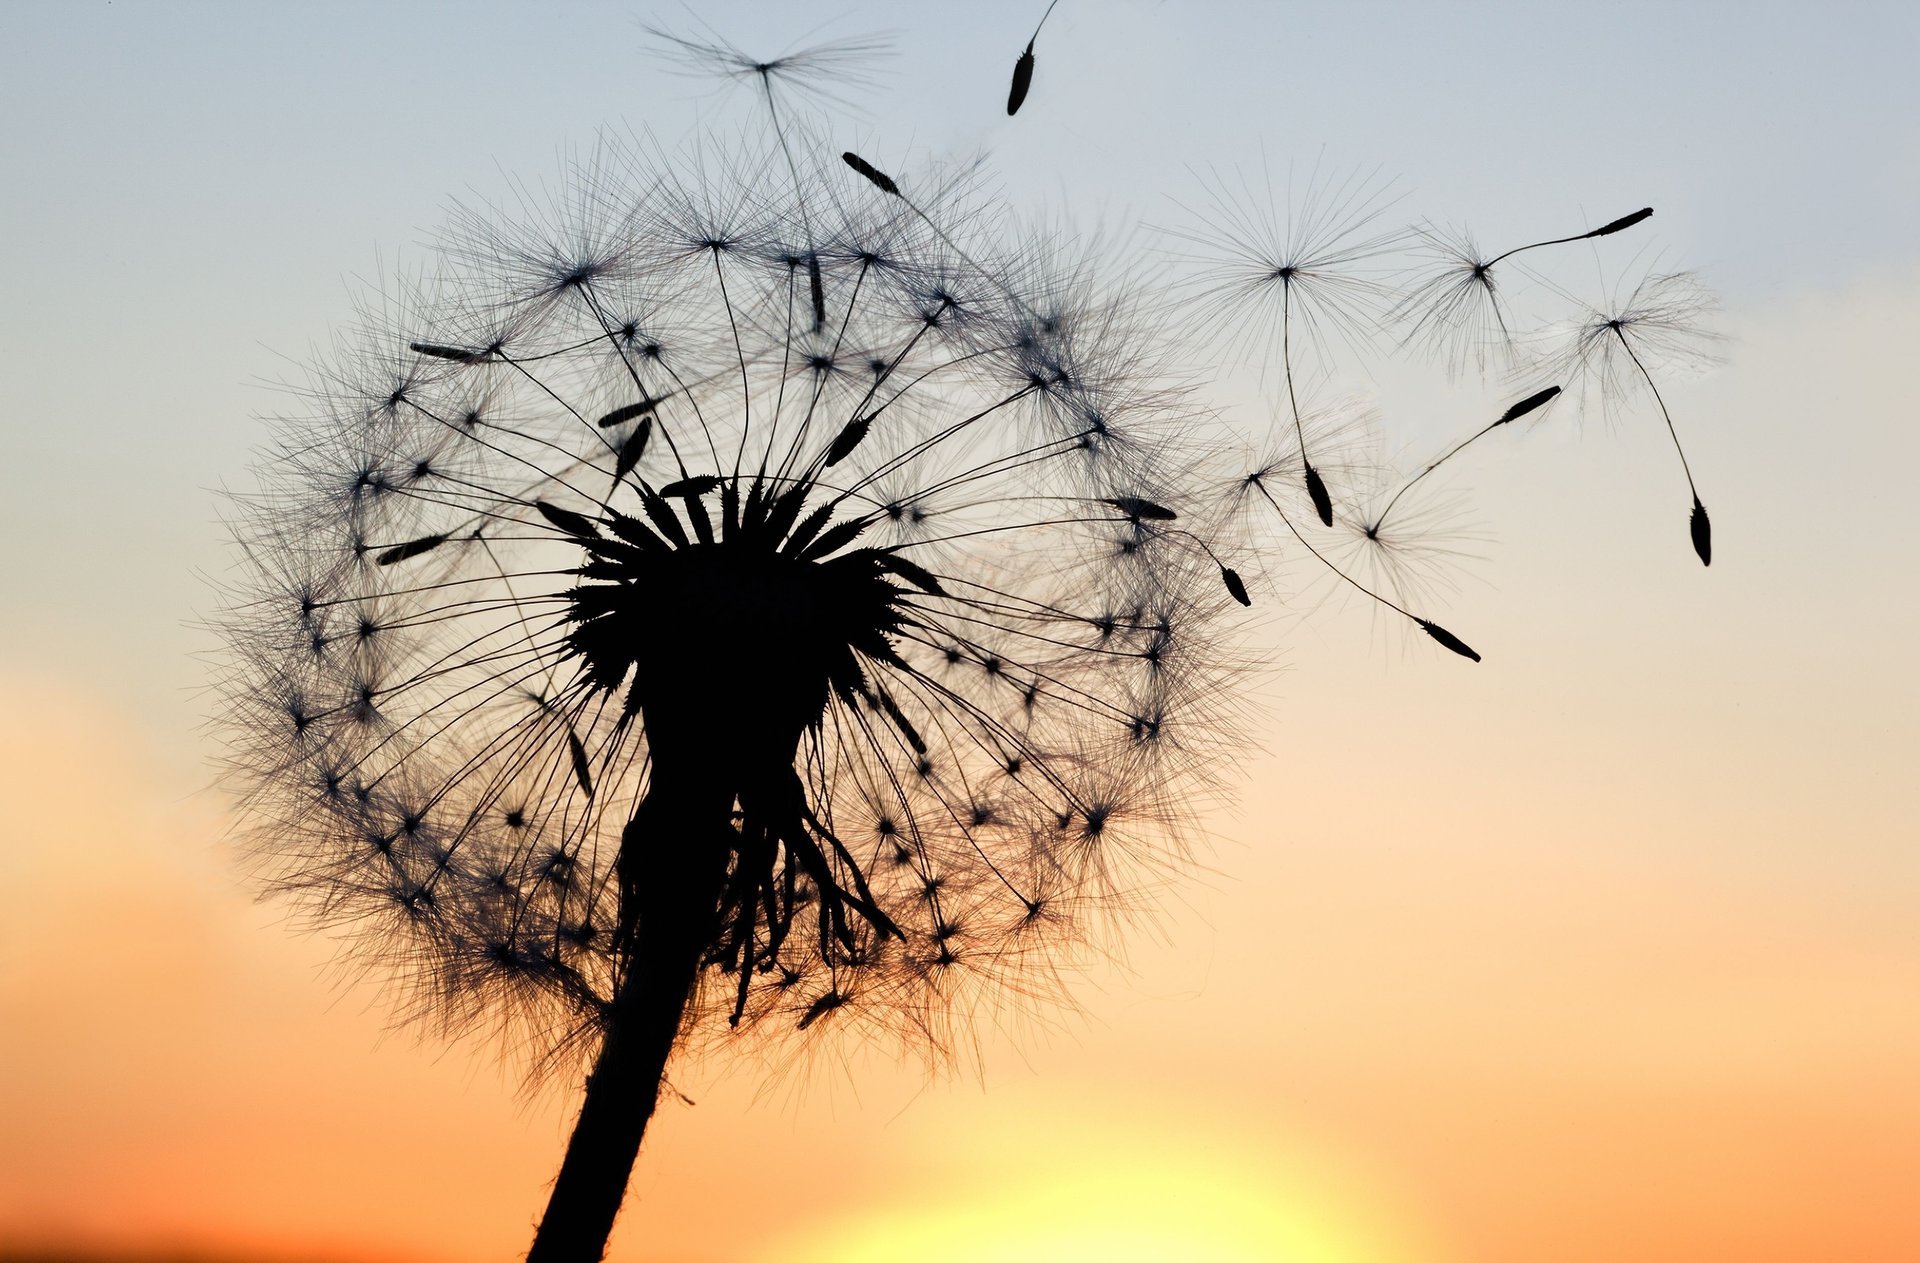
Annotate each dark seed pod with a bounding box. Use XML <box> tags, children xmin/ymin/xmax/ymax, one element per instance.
<box><xmin>1104</xmin><ymin>497</ymin><xmax>1177</xmax><ymax>522</ymax></box>
<box><xmin>801</xmin><ymin>515</ymin><xmax>872</xmax><ymax>561</ymax></box>
<box><xmin>1497</xmin><ymin>385</ymin><xmax>1563</xmax><ymax>425</ymax></box>
<box><xmin>638</xmin><ymin>487</ymin><xmax>690</xmax><ymax>548</ymax></box>
<box><xmin>824</xmin><ymin>415</ymin><xmax>873</xmax><ymax>467</ymax></box>
<box><xmin>1304</xmin><ymin>465</ymin><xmax>1334</xmax><ymax>527</ymax></box>
<box><xmin>409</xmin><ymin>341</ymin><xmax>482</xmax><ymax>363</ymax></box>
<box><xmin>873</xmin><ymin>551</ymin><xmax>947</xmax><ymax>596</ymax></box>
<box><xmin>535</xmin><ymin>500</ymin><xmax>601</xmax><ymax>539</ymax></box>
<box><xmin>1007</xmin><ymin>44</ymin><xmax>1035</xmax><ymax>115</ymax></box>
<box><xmin>876</xmin><ymin>691</ymin><xmax>928</xmax><ymax>753</ymax></box>
<box><xmin>1587</xmin><ymin>207</ymin><xmax>1654</xmax><ymax>238</ymax></box>
<box><xmin>807</xmin><ymin>255</ymin><xmax>826</xmax><ymax>327</ymax></box>
<box><xmin>375</xmin><ymin>534</ymin><xmax>449</xmax><ymax>566</ymax></box>
<box><xmin>1417</xmin><ymin>619</ymin><xmax>1482</xmax><ymax>663</ymax></box>
<box><xmin>1690</xmin><ymin>496</ymin><xmax>1712</xmax><ymax>566</ymax></box>
<box><xmin>796</xmin><ymin>990</ymin><xmax>842</xmax><ymax>1030</ymax></box>
<box><xmin>1221</xmin><ymin>566</ymin><xmax>1251</xmax><ymax>607</ymax></box>
<box><xmin>567</xmin><ymin>729</ymin><xmax>593</xmax><ymax>799</ymax></box>
<box><xmin>659</xmin><ymin>475</ymin><xmax>721</xmax><ymax>499</ymax></box>
<box><xmin>613</xmin><ymin>417</ymin><xmax>653</xmax><ymax>482</ymax></box>
<box><xmin>841</xmin><ymin>151</ymin><xmax>900</xmax><ymax>197</ymax></box>
<box><xmin>596</xmin><ymin>400</ymin><xmax>659</xmax><ymax>429</ymax></box>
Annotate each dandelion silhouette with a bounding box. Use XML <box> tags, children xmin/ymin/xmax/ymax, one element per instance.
<box><xmin>211</xmin><ymin>20</ymin><xmax>1731</xmax><ymax>1261</ymax></box>
<box><xmin>1546</xmin><ymin>270</ymin><xmax>1721</xmax><ymax>565</ymax></box>
<box><xmin>215</xmin><ymin>54</ymin><xmax>1244</xmax><ymax>1262</ymax></box>
<box><xmin>1398</xmin><ymin>208</ymin><xmax>1655</xmax><ymax>376</ymax></box>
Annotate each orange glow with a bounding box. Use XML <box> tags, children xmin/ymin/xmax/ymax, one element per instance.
<box><xmin>760</xmin><ymin>1098</ymin><xmax>1435</xmax><ymax>1263</ymax></box>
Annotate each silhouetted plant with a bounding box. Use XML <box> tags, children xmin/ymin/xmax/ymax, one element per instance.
<box><xmin>214</xmin><ymin>75</ymin><xmax>1244</xmax><ymax>1260</ymax></box>
<box><xmin>215</xmin><ymin>19</ymin><xmax>1725</xmax><ymax>1261</ymax></box>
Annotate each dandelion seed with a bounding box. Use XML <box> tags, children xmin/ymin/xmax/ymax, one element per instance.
<box><xmin>1168</xmin><ymin>160</ymin><xmax>1406</xmax><ymax>528</ymax></box>
<box><xmin>1005</xmin><ymin>0</ymin><xmax>1062</xmax><ymax>116</ymax></box>
<box><xmin>1398</xmin><ymin>208</ymin><xmax>1653</xmax><ymax>376</ymax></box>
<box><xmin>1546</xmin><ymin>270</ymin><xmax>1721</xmax><ymax>566</ymax></box>
<box><xmin>842</xmin><ymin>150</ymin><xmax>900</xmax><ymax>197</ymax></box>
<box><xmin>1221</xmin><ymin>566</ymin><xmax>1251</xmax><ymax>607</ymax></box>
<box><xmin>1368</xmin><ymin>385</ymin><xmax>1562</xmax><ymax>538</ymax></box>
<box><xmin>1247</xmin><ymin>475</ymin><xmax>1480</xmax><ymax>663</ymax></box>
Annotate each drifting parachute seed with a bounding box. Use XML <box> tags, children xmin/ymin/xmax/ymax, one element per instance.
<box><xmin>1691</xmin><ymin>497</ymin><xmax>1712</xmax><ymax>566</ymax></box>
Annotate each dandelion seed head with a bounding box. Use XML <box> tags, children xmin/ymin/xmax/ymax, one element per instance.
<box><xmin>215</xmin><ymin>119</ymin><xmax>1247</xmax><ymax>1081</ymax></box>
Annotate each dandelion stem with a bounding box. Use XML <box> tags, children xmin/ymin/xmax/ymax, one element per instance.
<box><xmin>1612</xmin><ymin>326</ymin><xmax>1710</xmax><ymax>565</ymax></box>
<box><xmin>526</xmin><ymin>790</ymin><xmax>731</xmax><ymax>1263</ymax></box>
<box><xmin>1484</xmin><ymin>207</ymin><xmax>1654</xmax><ymax>269</ymax></box>
<box><xmin>1281</xmin><ymin>282</ymin><xmax>1334</xmax><ymax>527</ymax></box>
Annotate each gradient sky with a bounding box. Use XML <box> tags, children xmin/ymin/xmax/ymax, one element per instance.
<box><xmin>3</xmin><ymin>3</ymin><xmax>1917</xmax><ymax>1261</ymax></box>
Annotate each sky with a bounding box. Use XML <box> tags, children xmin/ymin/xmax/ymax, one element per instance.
<box><xmin>2</xmin><ymin>2</ymin><xmax>1917</xmax><ymax>1261</ymax></box>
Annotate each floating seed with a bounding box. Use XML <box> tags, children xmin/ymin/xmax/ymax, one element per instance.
<box><xmin>1417</xmin><ymin>619</ymin><xmax>1481</xmax><ymax>662</ymax></box>
<box><xmin>1221</xmin><ymin>566</ymin><xmax>1251</xmax><ymax>607</ymax></box>
<box><xmin>1497</xmin><ymin>385</ymin><xmax>1562</xmax><ymax>425</ymax></box>
<box><xmin>842</xmin><ymin>151</ymin><xmax>900</xmax><ymax>197</ymax></box>
<box><xmin>1587</xmin><ymin>207</ymin><xmax>1654</xmax><ymax>238</ymax></box>
<box><xmin>1690</xmin><ymin>496</ymin><xmax>1712</xmax><ymax>566</ymax></box>
<box><xmin>1304</xmin><ymin>465</ymin><xmax>1334</xmax><ymax>527</ymax></box>
<box><xmin>1008</xmin><ymin>44</ymin><xmax>1035</xmax><ymax>115</ymax></box>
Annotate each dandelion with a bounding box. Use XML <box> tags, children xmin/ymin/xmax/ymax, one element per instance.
<box><xmin>1397</xmin><ymin>208</ymin><xmax>1654</xmax><ymax>376</ymax></box>
<box><xmin>214</xmin><ymin>97</ymin><xmax>1244</xmax><ymax>1262</ymax></box>
<box><xmin>1167</xmin><ymin>160</ymin><xmax>1405</xmax><ymax>528</ymax></box>
<box><xmin>1238</xmin><ymin>464</ymin><xmax>1481</xmax><ymax>662</ymax></box>
<box><xmin>1545</xmin><ymin>269</ymin><xmax>1721</xmax><ymax>565</ymax></box>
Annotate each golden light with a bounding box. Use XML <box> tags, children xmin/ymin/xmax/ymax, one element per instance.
<box><xmin>764</xmin><ymin>1100</ymin><xmax>1435</xmax><ymax>1263</ymax></box>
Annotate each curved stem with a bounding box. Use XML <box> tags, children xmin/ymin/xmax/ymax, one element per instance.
<box><xmin>1029</xmin><ymin>0</ymin><xmax>1063</xmax><ymax>45</ymax></box>
<box><xmin>525</xmin><ymin>781</ymin><xmax>733</xmax><ymax>1263</ymax></box>
<box><xmin>1372</xmin><ymin>418</ymin><xmax>1500</xmax><ymax>535</ymax></box>
<box><xmin>1282</xmin><ymin>281</ymin><xmax>1306</xmax><ymax>465</ymax></box>
<box><xmin>1613</xmin><ymin>326</ymin><xmax>1699</xmax><ymax>500</ymax></box>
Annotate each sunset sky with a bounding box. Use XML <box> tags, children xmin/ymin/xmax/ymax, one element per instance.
<box><xmin>3</xmin><ymin>3</ymin><xmax>1917</xmax><ymax>1262</ymax></box>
